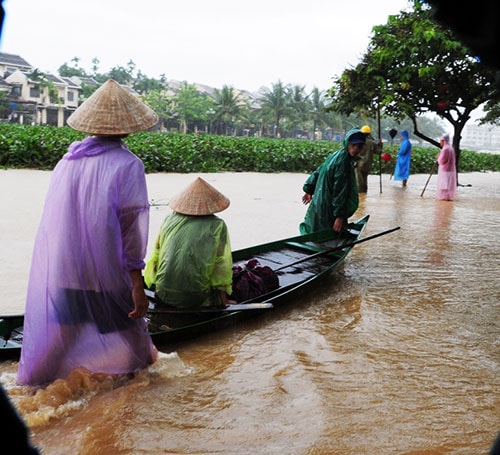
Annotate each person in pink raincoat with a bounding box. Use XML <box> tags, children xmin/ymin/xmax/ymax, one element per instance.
<box><xmin>17</xmin><ymin>79</ymin><xmax>159</xmax><ymax>387</ymax></box>
<box><xmin>436</xmin><ymin>133</ymin><xmax>457</xmax><ymax>201</ymax></box>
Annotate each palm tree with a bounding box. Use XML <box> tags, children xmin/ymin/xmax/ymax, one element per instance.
<box><xmin>174</xmin><ymin>82</ymin><xmax>213</xmax><ymax>133</ymax></box>
<box><xmin>309</xmin><ymin>87</ymin><xmax>329</xmax><ymax>140</ymax></box>
<box><xmin>212</xmin><ymin>85</ymin><xmax>243</xmax><ymax>135</ymax></box>
<box><xmin>287</xmin><ymin>84</ymin><xmax>310</xmax><ymax>138</ymax></box>
<box><xmin>258</xmin><ymin>80</ymin><xmax>292</xmax><ymax>138</ymax></box>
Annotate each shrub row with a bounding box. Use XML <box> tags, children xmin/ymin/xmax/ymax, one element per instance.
<box><xmin>0</xmin><ymin>124</ymin><xmax>498</xmax><ymax>174</ymax></box>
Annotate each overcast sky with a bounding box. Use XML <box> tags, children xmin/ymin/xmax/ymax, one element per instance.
<box><xmin>1</xmin><ymin>0</ymin><xmax>411</xmax><ymax>93</ymax></box>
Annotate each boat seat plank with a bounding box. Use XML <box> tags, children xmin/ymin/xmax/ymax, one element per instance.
<box><xmin>321</xmin><ymin>239</ymin><xmax>351</xmax><ymax>249</ymax></box>
<box><xmin>277</xmin><ymin>270</ymin><xmax>315</xmax><ymax>286</ymax></box>
<box><xmin>284</xmin><ymin>239</ymin><xmax>351</xmax><ymax>255</ymax></box>
<box><xmin>0</xmin><ymin>337</ymin><xmax>22</xmax><ymax>349</ymax></box>
<box><xmin>284</xmin><ymin>241</ymin><xmax>326</xmax><ymax>253</ymax></box>
<box><xmin>239</xmin><ymin>248</ymin><xmax>313</xmax><ymax>269</ymax></box>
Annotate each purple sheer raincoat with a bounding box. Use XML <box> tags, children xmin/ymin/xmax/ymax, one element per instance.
<box><xmin>17</xmin><ymin>136</ymin><xmax>156</xmax><ymax>387</ymax></box>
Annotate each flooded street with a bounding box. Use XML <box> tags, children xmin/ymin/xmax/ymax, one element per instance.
<box><xmin>1</xmin><ymin>169</ymin><xmax>499</xmax><ymax>454</ymax></box>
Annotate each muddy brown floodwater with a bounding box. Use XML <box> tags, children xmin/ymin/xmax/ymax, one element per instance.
<box><xmin>0</xmin><ymin>169</ymin><xmax>499</xmax><ymax>455</ymax></box>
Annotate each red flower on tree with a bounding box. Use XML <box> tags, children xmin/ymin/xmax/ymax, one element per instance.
<box><xmin>437</xmin><ymin>101</ymin><xmax>449</xmax><ymax>110</ymax></box>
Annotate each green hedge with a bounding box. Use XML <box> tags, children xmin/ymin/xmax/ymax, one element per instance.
<box><xmin>0</xmin><ymin>124</ymin><xmax>498</xmax><ymax>174</ymax></box>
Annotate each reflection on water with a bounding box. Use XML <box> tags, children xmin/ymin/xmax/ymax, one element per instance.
<box><xmin>0</xmin><ymin>170</ymin><xmax>499</xmax><ymax>454</ymax></box>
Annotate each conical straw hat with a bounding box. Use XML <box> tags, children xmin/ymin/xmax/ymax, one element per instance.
<box><xmin>67</xmin><ymin>79</ymin><xmax>159</xmax><ymax>135</ymax></box>
<box><xmin>169</xmin><ymin>177</ymin><xmax>230</xmax><ymax>216</ymax></box>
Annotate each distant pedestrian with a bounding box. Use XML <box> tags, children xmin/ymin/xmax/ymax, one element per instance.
<box><xmin>356</xmin><ymin>125</ymin><xmax>382</xmax><ymax>193</ymax></box>
<box><xmin>436</xmin><ymin>133</ymin><xmax>457</xmax><ymax>200</ymax></box>
<box><xmin>393</xmin><ymin>130</ymin><xmax>412</xmax><ymax>187</ymax></box>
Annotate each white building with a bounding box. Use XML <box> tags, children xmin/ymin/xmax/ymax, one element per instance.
<box><xmin>461</xmin><ymin>123</ymin><xmax>500</xmax><ymax>152</ymax></box>
<box><xmin>0</xmin><ymin>52</ymin><xmax>97</xmax><ymax>127</ymax></box>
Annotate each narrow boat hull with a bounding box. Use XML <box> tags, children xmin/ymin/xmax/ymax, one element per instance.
<box><xmin>0</xmin><ymin>215</ymin><xmax>370</xmax><ymax>358</ymax></box>
<box><xmin>148</xmin><ymin>215</ymin><xmax>370</xmax><ymax>346</ymax></box>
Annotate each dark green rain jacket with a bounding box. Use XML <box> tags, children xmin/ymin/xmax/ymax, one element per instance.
<box><xmin>299</xmin><ymin>128</ymin><xmax>360</xmax><ymax>234</ymax></box>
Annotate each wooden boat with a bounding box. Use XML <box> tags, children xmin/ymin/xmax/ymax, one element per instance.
<box><xmin>146</xmin><ymin>214</ymin><xmax>373</xmax><ymax>346</ymax></box>
<box><xmin>0</xmin><ymin>314</ymin><xmax>24</xmax><ymax>359</ymax></box>
<box><xmin>1</xmin><ymin>214</ymin><xmax>397</xmax><ymax>358</ymax></box>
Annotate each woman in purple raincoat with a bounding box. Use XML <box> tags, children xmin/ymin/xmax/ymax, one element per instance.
<box><xmin>17</xmin><ymin>79</ymin><xmax>159</xmax><ymax>387</ymax></box>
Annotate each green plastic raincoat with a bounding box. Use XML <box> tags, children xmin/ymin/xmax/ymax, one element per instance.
<box><xmin>299</xmin><ymin>128</ymin><xmax>360</xmax><ymax>234</ymax></box>
<box><xmin>144</xmin><ymin>212</ymin><xmax>233</xmax><ymax>308</ymax></box>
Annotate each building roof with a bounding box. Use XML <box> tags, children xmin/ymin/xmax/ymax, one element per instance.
<box><xmin>0</xmin><ymin>52</ymin><xmax>33</xmax><ymax>70</ymax></box>
<box><xmin>70</xmin><ymin>76</ymin><xmax>99</xmax><ymax>87</ymax></box>
<box><xmin>60</xmin><ymin>77</ymin><xmax>80</xmax><ymax>88</ymax></box>
<box><xmin>45</xmin><ymin>73</ymin><xmax>67</xmax><ymax>85</ymax></box>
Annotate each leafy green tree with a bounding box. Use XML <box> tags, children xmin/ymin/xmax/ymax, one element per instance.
<box><xmin>0</xmin><ymin>91</ymin><xmax>11</xmax><ymax>119</ymax></box>
<box><xmin>142</xmin><ymin>89</ymin><xmax>175</xmax><ymax>129</ymax></box>
<box><xmin>174</xmin><ymin>82</ymin><xmax>214</xmax><ymax>133</ymax></box>
<box><xmin>58</xmin><ymin>57</ymin><xmax>88</xmax><ymax>78</ymax></box>
<box><xmin>320</xmin><ymin>109</ymin><xmax>345</xmax><ymax>140</ymax></box>
<box><xmin>479</xmin><ymin>100</ymin><xmax>500</xmax><ymax>126</ymax></box>
<box><xmin>78</xmin><ymin>83</ymin><xmax>98</xmax><ymax>102</ymax></box>
<box><xmin>235</xmin><ymin>103</ymin><xmax>260</xmax><ymax>136</ymax></box>
<box><xmin>107</xmin><ymin>60</ymin><xmax>136</xmax><ymax>85</ymax></box>
<box><xmin>91</xmin><ymin>58</ymin><xmax>100</xmax><ymax>76</ymax></box>
<box><xmin>133</xmin><ymin>71</ymin><xmax>166</xmax><ymax>94</ymax></box>
<box><xmin>28</xmin><ymin>69</ymin><xmax>59</xmax><ymax>103</ymax></box>
<box><xmin>327</xmin><ymin>1</ymin><xmax>500</xmax><ymax>174</ymax></box>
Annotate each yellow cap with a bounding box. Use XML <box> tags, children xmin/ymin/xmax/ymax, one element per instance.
<box><xmin>361</xmin><ymin>125</ymin><xmax>371</xmax><ymax>134</ymax></box>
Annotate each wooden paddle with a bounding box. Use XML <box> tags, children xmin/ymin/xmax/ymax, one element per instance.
<box><xmin>229</xmin><ymin>226</ymin><xmax>400</xmax><ymax>307</ymax></box>
<box><xmin>274</xmin><ymin>226</ymin><xmax>401</xmax><ymax>272</ymax></box>
<box><xmin>420</xmin><ymin>161</ymin><xmax>438</xmax><ymax>197</ymax></box>
<box><xmin>148</xmin><ymin>303</ymin><xmax>273</xmax><ymax>313</ymax></box>
<box><xmin>146</xmin><ymin>226</ymin><xmax>399</xmax><ymax>312</ymax></box>
<box><xmin>145</xmin><ymin>289</ymin><xmax>273</xmax><ymax>312</ymax></box>
<box><xmin>389</xmin><ymin>161</ymin><xmax>397</xmax><ymax>181</ymax></box>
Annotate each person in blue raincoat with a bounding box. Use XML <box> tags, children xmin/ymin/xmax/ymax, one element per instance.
<box><xmin>393</xmin><ymin>130</ymin><xmax>412</xmax><ymax>187</ymax></box>
<box><xmin>299</xmin><ymin>128</ymin><xmax>365</xmax><ymax>234</ymax></box>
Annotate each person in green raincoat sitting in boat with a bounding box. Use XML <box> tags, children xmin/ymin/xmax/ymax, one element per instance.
<box><xmin>299</xmin><ymin>128</ymin><xmax>365</xmax><ymax>234</ymax></box>
<box><xmin>144</xmin><ymin>177</ymin><xmax>236</xmax><ymax>309</ymax></box>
